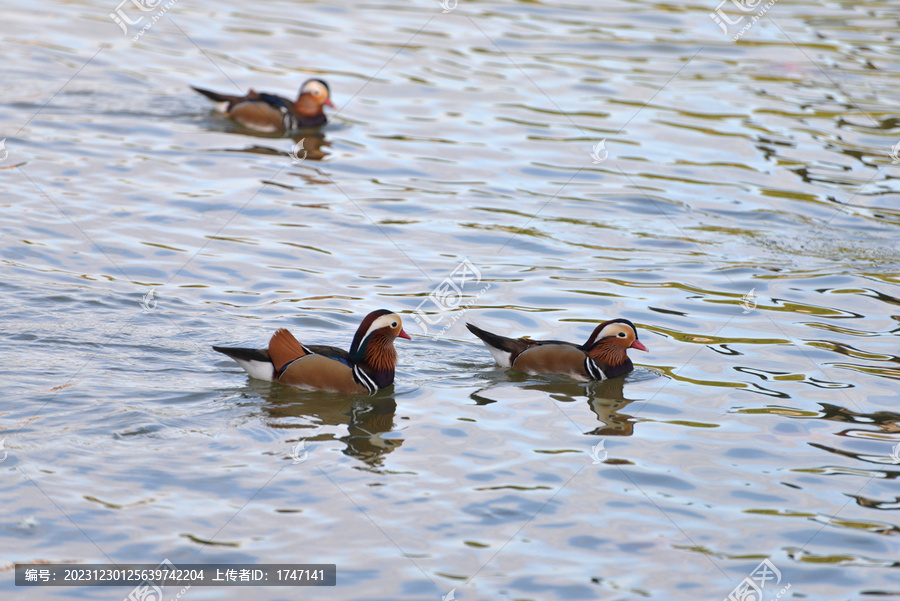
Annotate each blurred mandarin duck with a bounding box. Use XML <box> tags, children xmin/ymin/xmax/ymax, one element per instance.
<box><xmin>466</xmin><ymin>318</ymin><xmax>648</xmax><ymax>381</ymax></box>
<box><xmin>191</xmin><ymin>78</ymin><xmax>334</xmax><ymax>133</ymax></box>
<box><xmin>214</xmin><ymin>310</ymin><xmax>410</xmax><ymax>394</ymax></box>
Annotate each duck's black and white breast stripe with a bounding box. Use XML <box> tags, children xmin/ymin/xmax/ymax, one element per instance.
<box><xmin>584</xmin><ymin>357</ymin><xmax>607</xmax><ymax>381</ymax></box>
<box><xmin>353</xmin><ymin>364</ymin><xmax>378</xmax><ymax>393</ymax></box>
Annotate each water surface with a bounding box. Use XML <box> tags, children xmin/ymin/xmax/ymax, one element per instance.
<box><xmin>2</xmin><ymin>0</ymin><xmax>899</xmax><ymax>599</ymax></box>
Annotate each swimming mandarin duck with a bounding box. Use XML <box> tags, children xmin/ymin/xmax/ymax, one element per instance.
<box><xmin>191</xmin><ymin>78</ymin><xmax>334</xmax><ymax>133</ymax></box>
<box><xmin>214</xmin><ymin>310</ymin><xmax>410</xmax><ymax>394</ymax></box>
<box><xmin>466</xmin><ymin>319</ymin><xmax>648</xmax><ymax>381</ymax></box>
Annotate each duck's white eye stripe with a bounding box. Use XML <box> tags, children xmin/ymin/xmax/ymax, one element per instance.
<box><xmin>360</xmin><ymin>314</ymin><xmax>401</xmax><ymax>345</ymax></box>
<box><xmin>302</xmin><ymin>81</ymin><xmax>329</xmax><ymax>97</ymax></box>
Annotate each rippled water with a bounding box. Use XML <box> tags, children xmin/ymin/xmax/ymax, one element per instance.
<box><xmin>3</xmin><ymin>0</ymin><xmax>900</xmax><ymax>599</ymax></box>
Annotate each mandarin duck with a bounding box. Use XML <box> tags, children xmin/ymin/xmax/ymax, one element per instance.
<box><xmin>191</xmin><ymin>78</ymin><xmax>334</xmax><ymax>133</ymax></box>
<box><xmin>466</xmin><ymin>318</ymin><xmax>648</xmax><ymax>381</ymax></box>
<box><xmin>214</xmin><ymin>310</ymin><xmax>410</xmax><ymax>394</ymax></box>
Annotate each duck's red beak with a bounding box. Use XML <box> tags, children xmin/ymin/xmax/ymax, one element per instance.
<box><xmin>324</xmin><ymin>98</ymin><xmax>335</xmax><ymax>109</ymax></box>
<box><xmin>630</xmin><ymin>339</ymin><xmax>648</xmax><ymax>352</ymax></box>
<box><xmin>398</xmin><ymin>329</ymin><xmax>411</xmax><ymax>340</ymax></box>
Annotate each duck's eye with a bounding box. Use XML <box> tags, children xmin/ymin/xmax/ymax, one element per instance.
<box><xmin>618</xmin><ymin>332</ymin><xmax>626</xmax><ymax>337</ymax></box>
<box><xmin>391</xmin><ymin>322</ymin><xmax>398</xmax><ymax>328</ymax></box>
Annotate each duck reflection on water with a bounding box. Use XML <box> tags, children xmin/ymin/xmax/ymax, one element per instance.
<box><xmin>241</xmin><ymin>381</ymin><xmax>403</xmax><ymax>467</ymax></box>
<box><xmin>217</xmin><ymin>132</ymin><xmax>331</xmax><ymax>162</ymax></box>
<box><xmin>470</xmin><ymin>374</ymin><xmax>641</xmax><ymax>437</ymax></box>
